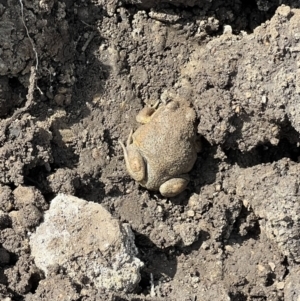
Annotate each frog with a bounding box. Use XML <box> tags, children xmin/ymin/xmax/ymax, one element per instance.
<box><xmin>119</xmin><ymin>98</ymin><xmax>200</xmax><ymax>197</ymax></box>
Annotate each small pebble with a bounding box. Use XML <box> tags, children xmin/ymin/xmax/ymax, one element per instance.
<box><xmin>276</xmin><ymin>281</ymin><xmax>285</xmax><ymax>290</ymax></box>
<box><xmin>225</xmin><ymin>245</ymin><xmax>234</xmax><ymax>253</ymax></box>
<box><xmin>187</xmin><ymin>210</ymin><xmax>195</xmax><ymax>217</ymax></box>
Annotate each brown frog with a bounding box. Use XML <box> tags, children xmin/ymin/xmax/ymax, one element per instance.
<box><xmin>119</xmin><ymin>99</ymin><xmax>199</xmax><ymax>197</ymax></box>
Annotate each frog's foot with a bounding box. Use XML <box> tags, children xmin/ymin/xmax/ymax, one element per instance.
<box><xmin>159</xmin><ymin>175</ymin><xmax>190</xmax><ymax>197</ymax></box>
<box><xmin>136</xmin><ymin>101</ymin><xmax>160</xmax><ymax>124</ymax></box>
<box><xmin>119</xmin><ymin>131</ymin><xmax>146</xmax><ymax>182</ymax></box>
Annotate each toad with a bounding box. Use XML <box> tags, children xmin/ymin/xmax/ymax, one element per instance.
<box><xmin>119</xmin><ymin>99</ymin><xmax>200</xmax><ymax>197</ymax></box>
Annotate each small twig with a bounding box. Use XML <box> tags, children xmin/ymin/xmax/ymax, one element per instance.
<box><xmin>26</xmin><ymin>66</ymin><xmax>36</xmax><ymax>105</ymax></box>
<box><xmin>0</xmin><ymin>66</ymin><xmax>35</xmax><ymax>137</ymax></box>
<box><xmin>80</xmin><ymin>20</ymin><xmax>95</xmax><ymax>28</ymax></box>
<box><xmin>82</xmin><ymin>32</ymin><xmax>95</xmax><ymax>52</ymax></box>
<box><xmin>19</xmin><ymin>0</ymin><xmax>38</xmax><ymax>71</ymax></box>
<box><xmin>0</xmin><ymin>0</ymin><xmax>45</xmax><ymax>142</ymax></box>
<box><xmin>150</xmin><ymin>273</ymin><xmax>156</xmax><ymax>297</ymax></box>
<box><xmin>19</xmin><ymin>0</ymin><xmax>43</xmax><ymax>95</ymax></box>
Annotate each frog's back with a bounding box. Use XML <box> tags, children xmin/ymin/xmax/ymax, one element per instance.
<box><xmin>132</xmin><ymin>100</ymin><xmax>197</xmax><ymax>190</ymax></box>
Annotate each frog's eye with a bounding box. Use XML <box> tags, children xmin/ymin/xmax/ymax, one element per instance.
<box><xmin>166</xmin><ymin>100</ymin><xmax>179</xmax><ymax>110</ymax></box>
<box><xmin>136</xmin><ymin>107</ymin><xmax>156</xmax><ymax>124</ymax></box>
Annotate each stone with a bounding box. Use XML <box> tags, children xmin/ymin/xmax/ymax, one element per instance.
<box><xmin>30</xmin><ymin>194</ymin><xmax>143</xmax><ymax>292</ymax></box>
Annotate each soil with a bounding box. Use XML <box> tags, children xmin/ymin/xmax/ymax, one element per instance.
<box><xmin>1</xmin><ymin>0</ymin><xmax>300</xmax><ymax>300</ymax></box>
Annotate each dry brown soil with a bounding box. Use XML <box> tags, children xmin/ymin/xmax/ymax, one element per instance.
<box><xmin>1</xmin><ymin>0</ymin><xmax>300</xmax><ymax>300</ymax></box>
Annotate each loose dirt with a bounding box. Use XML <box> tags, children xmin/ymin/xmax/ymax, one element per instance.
<box><xmin>1</xmin><ymin>0</ymin><xmax>300</xmax><ymax>300</ymax></box>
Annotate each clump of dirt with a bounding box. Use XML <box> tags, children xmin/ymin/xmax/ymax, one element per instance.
<box><xmin>1</xmin><ymin>0</ymin><xmax>300</xmax><ymax>300</ymax></box>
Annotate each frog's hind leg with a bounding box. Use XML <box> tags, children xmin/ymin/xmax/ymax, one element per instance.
<box><xmin>159</xmin><ymin>175</ymin><xmax>190</xmax><ymax>197</ymax></box>
<box><xmin>119</xmin><ymin>131</ymin><xmax>146</xmax><ymax>182</ymax></box>
<box><xmin>136</xmin><ymin>101</ymin><xmax>159</xmax><ymax>124</ymax></box>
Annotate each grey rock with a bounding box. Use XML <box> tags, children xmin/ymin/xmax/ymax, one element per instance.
<box><xmin>30</xmin><ymin>194</ymin><xmax>144</xmax><ymax>292</ymax></box>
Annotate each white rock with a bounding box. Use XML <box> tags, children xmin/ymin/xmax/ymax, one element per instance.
<box><xmin>223</xmin><ymin>25</ymin><xmax>232</xmax><ymax>35</ymax></box>
<box><xmin>30</xmin><ymin>194</ymin><xmax>143</xmax><ymax>292</ymax></box>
